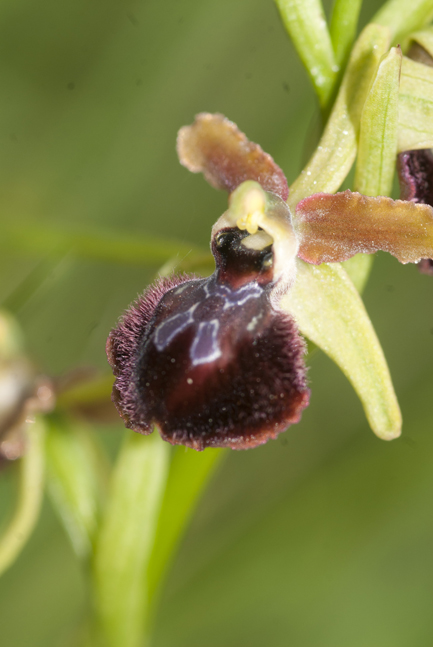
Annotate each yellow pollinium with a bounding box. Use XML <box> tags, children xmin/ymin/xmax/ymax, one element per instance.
<box><xmin>234</xmin><ymin>183</ymin><xmax>267</xmax><ymax>234</ymax></box>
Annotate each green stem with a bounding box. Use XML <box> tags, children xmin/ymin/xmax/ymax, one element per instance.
<box><xmin>289</xmin><ymin>24</ymin><xmax>391</xmax><ymax>208</ymax></box>
<box><xmin>0</xmin><ymin>222</ymin><xmax>206</xmax><ymax>268</ymax></box>
<box><xmin>275</xmin><ymin>0</ymin><xmax>338</xmax><ymax>109</ymax></box>
<box><xmin>0</xmin><ymin>417</ymin><xmax>46</xmax><ymax>575</ymax></box>
<box><xmin>147</xmin><ymin>447</ymin><xmax>224</xmax><ymax>608</ymax></box>
<box><xmin>330</xmin><ymin>0</ymin><xmax>363</xmax><ymax>69</ymax></box>
<box><xmin>92</xmin><ymin>432</ymin><xmax>169</xmax><ymax>647</ymax></box>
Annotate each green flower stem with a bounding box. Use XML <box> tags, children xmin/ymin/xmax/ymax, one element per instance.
<box><xmin>374</xmin><ymin>0</ymin><xmax>433</xmax><ymax>46</ymax></box>
<box><xmin>45</xmin><ymin>417</ymin><xmax>108</xmax><ymax>561</ymax></box>
<box><xmin>355</xmin><ymin>47</ymin><xmax>402</xmax><ymax>197</ymax></box>
<box><xmin>0</xmin><ymin>417</ymin><xmax>46</xmax><ymax>575</ymax></box>
<box><xmin>56</xmin><ymin>374</ymin><xmax>115</xmax><ymax>411</ymax></box>
<box><xmin>147</xmin><ymin>447</ymin><xmax>224</xmax><ymax>604</ymax></box>
<box><xmin>275</xmin><ymin>0</ymin><xmax>338</xmax><ymax>109</ymax></box>
<box><xmin>330</xmin><ymin>0</ymin><xmax>363</xmax><ymax>69</ymax></box>
<box><xmin>282</xmin><ymin>261</ymin><xmax>402</xmax><ymax>441</ymax></box>
<box><xmin>93</xmin><ymin>431</ymin><xmax>169</xmax><ymax>647</ymax></box>
<box><xmin>289</xmin><ymin>24</ymin><xmax>391</xmax><ymax>210</ymax></box>
<box><xmin>0</xmin><ymin>222</ymin><xmax>205</xmax><ymax>268</ymax></box>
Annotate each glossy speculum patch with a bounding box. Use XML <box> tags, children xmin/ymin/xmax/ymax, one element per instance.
<box><xmin>107</xmin><ymin>228</ymin><xmax>309</xmax><ymax>450</ymax></box>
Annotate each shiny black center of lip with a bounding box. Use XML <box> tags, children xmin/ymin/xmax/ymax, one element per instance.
<box><xmin>212</xmin><ymin>227</ymin><xmax>274</xmax><ymax>289</ymax></box>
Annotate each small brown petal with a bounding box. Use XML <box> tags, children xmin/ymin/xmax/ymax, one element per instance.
<box><xmin>296</xmin><ymin>190</ymin><xmax>433</xmax><ymax>265</ymax></box>
<box><xmin>177</xmin><ymin>113</ymin><xmax>289</xmax><ymax>200</ymax></box>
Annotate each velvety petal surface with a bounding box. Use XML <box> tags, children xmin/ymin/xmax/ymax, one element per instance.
<box><xmin>107</xmin><ymin>229</ymin><xmax>309</xmax><ymax>450</ymax></box>
<box><xmin>296</xmin><ymin>190</ymin><xmax>433</xmax><ymax>264</ymax></box>
<box><xmin>177</xmin><ymin>113</ymin><xmax>289</xmax><ymax>200</ymax></box>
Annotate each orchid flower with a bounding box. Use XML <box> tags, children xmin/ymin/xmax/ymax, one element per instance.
<box><xmin>105</xmin><ymin>17</ymin><xmax>433</xmax><ymax>453</ymax></box>
<box><xmin>107</xmin><ymin>102</ymin><xmax>433</xmax><ymax>450</ymax></box>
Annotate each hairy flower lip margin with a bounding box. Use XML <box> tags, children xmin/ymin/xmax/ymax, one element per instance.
<box><xmin>107</xmin><ymin>237</ymin><xmax>310</xmax><ymax>450</ymax></box>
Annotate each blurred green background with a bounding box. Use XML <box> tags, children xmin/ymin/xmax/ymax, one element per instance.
<box><xmin>1</xmin><ymin>0</ymin><xmax>433</xmax><ymax>645</ymax></box>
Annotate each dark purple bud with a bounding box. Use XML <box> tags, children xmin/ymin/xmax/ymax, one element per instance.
<box><xmin>397</xmin><ymin>42</ymin><xmax>433</xmax><ymax>275</ymax></box>
<box><xmin>107</xmin><ymin>190</ymin><xmax>309</xmax><ymax>450</ymax></box>
<box><xmin>397</xmin><ymin>149</ymin><xmax>433</xmax><ymax>205</ymax></box>
<box><xmin>397</xmin><ymin>149</ymin><xmax>433</xmax><ymax>275</ymax></box>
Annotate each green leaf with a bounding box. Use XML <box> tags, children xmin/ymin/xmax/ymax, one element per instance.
<box><xmin>275</xmin><ymin>0</ymin><xmax>338</xmax><ymax>109</ymax></box>
<box><xmin>0</xmin><ymin>221</ymin><xmax>208</xmax><ymax>269</ymax></box>
<box><xmin>45</xmin><ymin>417</ymin><xmax>108</xmax><ymax>560</ymax></box>
<box><xmin>398</xmin><ymin>56</ymin><xmax>433</xmax><ymax>151</ymax></box>
<box><xmin>330</xmin><ymin>0</ymin><xmax>363</xmax><ymax>68</ymax></box>
<box><xmin>281</xmin><ymin>261</ymin><xmax>401</xmax><ymax>441</ymax></box>
<box><xmin>147</xmin><ymin>447</ymin><xmax>224</xmax><ymax>603</ymax></box>
<box><xmin>289</xmin><ymin>24</ymin><xmax>391</xmax><ymax>209</ymax></box>
<box><xmin>93</xmin><ymin>431</ymin><xmax>169</xmax><ymax>647</ymax></box>
<box><xmin>0</xmin><ymin>417</ymin><xmax>46</xmax><ymax>576</ymax></box>
<box><xmin>374</xmin><ymin>0</ymin><xmax>433</xmax><ymax>46</ymax></box>
<box><xmin>355</xmin><ymin>47</ymin><xmax>402</xmax><ymax>197</ymax></box>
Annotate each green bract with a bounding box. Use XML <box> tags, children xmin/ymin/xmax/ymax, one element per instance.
<box><xmin>288</xmin><ymin>24</ymin><xmax>391</xmax><ymax>208</ymax></box>
<box><xmin>281</xmin><ymin>261</ymin><xmax>401</xmax><ymax>440</ymax></box>
<box><xmin>355</xmin><ymin>46</ymin><xmax>402</xmax><ymax>197</ymax></box>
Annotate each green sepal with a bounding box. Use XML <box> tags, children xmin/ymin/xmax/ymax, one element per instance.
<box><xmin>342</xmin><ymin>254</ymin><xmax>374</xmax><ymax>294</ymax></box>
<box><xmin>374</xmin><ymin>0</ymin><xmax>433</xmax><ymax>46</ymax></box>
<box><xmin>409</xmin><ymin>27</ymin><xmax>433</xmax><ymax>59</ymax></box>
<box><xmin>355</xmin><ymin>47</ymin><xmax>402</xmax><ymax>197</ymax></box>
<box><xmin>275</xmin><ymin>0</ymin><xmax>337</xmax><ymax>109</ymax></box>
<box><xmin>281</xmin><ymin>261</ymin><xmax>402</xmax><ymax>441</ymax></box>
<box><xmin>289</xmin><ymin>24</ymin><xmax>391</xmax><ymax>209</ymax></box>
<box><xmin>398</xmin><ymin>56</ymin><xmax>433</xmax><ymax>151</ymax></box>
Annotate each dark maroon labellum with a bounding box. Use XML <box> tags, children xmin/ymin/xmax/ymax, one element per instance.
<box><xmin>107</xmin><ymin>228</ymin><xmax>309</xmax><ymax>450</ymax></box>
